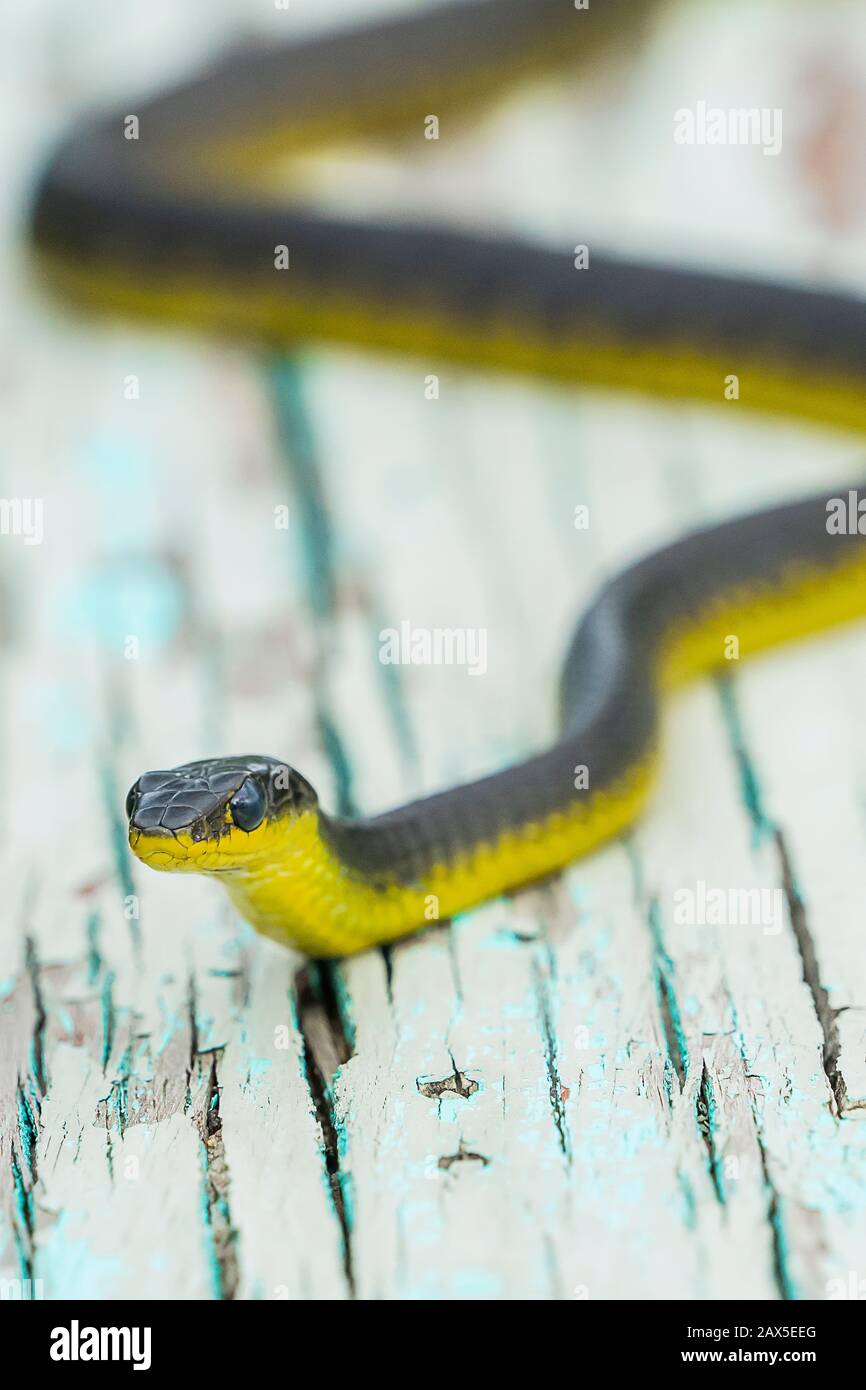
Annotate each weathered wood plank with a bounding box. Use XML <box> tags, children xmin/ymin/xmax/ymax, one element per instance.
<box><xmin>3</xmin><ymin>0</ymin><xmax>866</xmax><ymax>1301</ymax></box>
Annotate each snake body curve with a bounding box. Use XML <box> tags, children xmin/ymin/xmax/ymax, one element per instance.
<box><xmin>31</xmin><ymin>0</ymin><xmax>866</xmax><ymax>955</ymax></box>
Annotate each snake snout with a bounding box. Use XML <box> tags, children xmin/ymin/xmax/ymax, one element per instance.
<box><xmin>125</xmin><ymin>775</ymin><xmax>226</xmax><ymax>835</ymax></box>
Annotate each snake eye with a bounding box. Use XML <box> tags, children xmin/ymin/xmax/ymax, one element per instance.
<box><xmin>125</xmin><ymin>783</ymin><xmax>137</xmax><ymax>819</ymax></box>
<box><xmin>229</xmin><ymin>778</ymin><xmax>266</xmax><ymax>832</ymax></box>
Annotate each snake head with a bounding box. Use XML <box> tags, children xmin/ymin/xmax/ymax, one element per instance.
<box><xmin>126</xmin><ymin>755</ymin><xmax>317</xmax><ymax>872</ymax></box>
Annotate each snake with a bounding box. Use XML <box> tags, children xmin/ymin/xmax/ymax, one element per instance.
<box><xmin>31</xmin><ymin>0</ymin><xmax>866</xmax><ymax>957</ymax></box>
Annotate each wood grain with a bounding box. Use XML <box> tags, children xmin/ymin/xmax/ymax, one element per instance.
<box><xmin>2</xmin><ymin>0</ymin><xmax>866</xmax><ymax>1300</ymax></box>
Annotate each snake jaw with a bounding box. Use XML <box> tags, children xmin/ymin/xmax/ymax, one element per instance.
<box><xmin>128</xmin><ymin>824</ymin><xmax>197</xmax><ymax>870</ymax></box>
<box><xmin>128</xmin><ymin>816</ymin><xmax>264</xmax><ymax>872</ymax></box>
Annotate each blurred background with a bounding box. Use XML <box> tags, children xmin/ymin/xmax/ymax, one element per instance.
<box><xmin>2</xmin><ymin>0</ymin><xmax>866</xmax><ymax>1302</ymax></box>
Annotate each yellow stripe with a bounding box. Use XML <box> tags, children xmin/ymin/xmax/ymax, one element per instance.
<box><xmin>35</xmin><ymin>255</ymin><xmax>866</xmax><ymax>436</ymax></box>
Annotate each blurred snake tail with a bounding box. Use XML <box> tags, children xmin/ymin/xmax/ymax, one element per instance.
<box><xmin>31</xmin><ymin>0</ymin><xmax>866</xmax><ymax>956</ymax></box>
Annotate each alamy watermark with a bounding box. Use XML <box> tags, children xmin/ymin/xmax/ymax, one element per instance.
<box><xmin>50</xmin><ymin>1320</ymin><xmax>151</xmax><ymax>1370</ymax></box>
<box><xmin>0</xmin><ymin>1276</ymin><xmax>44</xmax><ymax>1299</ymax></box>
<box><xmin>673</xmin><ymin>880</ymin><xmax>783</xmax><ymax>935</ymax></box>
<box><xmin>379</xmin><ymin>622</ymin><xmax>487</xmax><ymax>676</ymax></box>
<box><xmin>826</xmin><ymin>490</ymin><xmax>866</xmax><ymax>534</ymax></box>
<box><xmin>826</xmin><ymin>1270</ymin><xmax>866</xmax><ymax>1299</ymax></box>
<box><xmin>0</xmin><ymin>497</ymin><xmax>43</xmax><ymax>545</ymax></box>
<box><xmin>674</xmin><ymin>102</ymin><xmax>782</xmax><ymax>156</ymax></box>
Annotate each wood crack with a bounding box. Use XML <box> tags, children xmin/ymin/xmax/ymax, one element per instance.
<box><xmin>719</xmin><ymin>679</ymin><xmax>848</xmax><ymax>1115</ymax></box>
<box><xmin>696</xmin><ymin>1061</ymin><xmax>725</xmax><ymax>1204</ymax></box>
<box><xmin>756</xmin><ymin>1133</ymin><xmax>797</xmax><ymax>1301</ymax></box>
<box><xmin>188</xmin><ymin>979</ymin><xmax>240</xmax><ymax>1300</ymax></box>
<box><xmin>532</xmin><ymin>959</ymin><xmax>572</xmax><ymax>1163</ymax></box>
<box><xmin>775</xmin><ymin>829</ymin><xmax>847</xmax><ymax>1116</ymax></box>
<box><xmin>194</xmin><ymin>1050</ymin><xmax>240</xmax><ymax>1300</ymax></box>
<box><xmin>647</xmin><ymin>898</ymin><xmax>689</xmax><ymax>1098</ymax></box>
<box><xmin>295</xmin><ymin>962</ymin><xmax>355</xmax><ymax>1297</ymax></box>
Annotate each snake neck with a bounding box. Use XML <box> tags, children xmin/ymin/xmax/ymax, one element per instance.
<box><xmin>216</xmin><ymin>759</ymin><xmax>658</xmax><ymax>958</ymax></box>
<box><xmin>218</xmin><ymin>809</ymin><xmax>427</xmax><ymax>957</ymax></box>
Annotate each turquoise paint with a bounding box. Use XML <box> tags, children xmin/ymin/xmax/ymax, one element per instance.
<box><xmin>502</xmin><ymin>997</ymin><xmax>537</xmax><ymax>1021</ymax></box>
<box><xmin>82</xmin><ymin>435</ymin><xmax>157</xmax><ymax>543</ymax></box>
<box><xmin>106</xmin><ymin>1044</ymin><xmax>133</xmax><ymax>1135</ymax></box>
<box><xmin>437</xmin><ymin>1093</ymin><xmax>470</xmax><ymax>1126</ymax></box>
<box><xmin>661</xmin><ymin>1054</ymin><xmax>676</xmax><ymax>1108</ymax></box>
<box><xmin>624</xmin><ymin>833</ymin><xmax>645</xmax><ymax>896</ymax></box>
<box><xmin>9</xmin><ymin>1151</ymin><xmax>33</xmax><ymax>1250</ymax></box>
<box><xmin>197</xmin><ymin>1129</ymin><xmax>227</xmax><ymax>1301</ymax></box>
<box><xmin>64</xmin><ymin>431</ymin><xmax>186</xmax><ymax>652</ymax></box>
<box><xmin>100</xmin><ymin>970</ymin><xmax>115</xmax><ymax>1072</ymax></box>
<box><xmin>26</xmin><ymin>1055</ymin><xmax>43</xmax><ymax>1115</ymax></box>
<box><xmin>17</xmin><ymin>1088</ymin><xmax>39</xmax><ymax>1184</ymax></box>
<box><xmin>335</xmin><ymin>1118</ymin><xmax>355</xmax><ymax>1235</ymax></box>
<box><xmin>316</xmin><ymin>706</ymin><xmax>357</xmax><ymax>818</ymax></box>
<box><xmin>449</xmin><ymin>1268</ymin><xmax>503</xmax><ymax>1299</ymax></box>
<box><xmin>801</xmin><ymin>1165</ymin><xmax>866</xmax><ymax>1213</ymax></box>
<box><xmin>56</xmin><ymin>1007</ymin><xmax>75</xmax><ymax>1039</ymax></box>
<box><xmin>100</xmin><ymin>763</ymin><xmax>140</xmax><ymax>950</ymax></box>
<box><xmin>234</xmin><ymin>920</ymin><xmax>258</xmax><ymax>950</ymax></box>
<box><xmin>73</xmin><ymin>436</ymin><xmax>184</xmax><ymax>648</ymax></box>
<box><xmin>36</xmin><ymin>683</ymin><xmax>92</xmax><ymax>750</ymax></box>
<box><xmin>614</xmin><ymin>1177</ymin><xmax>647</xmax><ymax>1206</ymax></box>
<box><xmin>306</xmin><ymin>960</ymin><xmax>356</xmax><ymax>1059</ymax></box>
<box><xmin>268</xmin><ymin>356</ymin><xmax>336</xmax><ymax>622</ymax></box>
<box><xmin>37</xmin><ymin>1218</ymin><xmax>123</xmax><ymax>1300</ymax></box>
<box><xmin>532</xmin><ymin>962</ymin><xmax>572</xmax><ymax>1163</ymax></box>
<box><xmin>697</xmin><ymin>1067</ymin><xmax>725</xmax><ymax>1204</ymax></box>
<box><xmin>592</xmin><ymin>926</ymin><xmax>611</xmax><ymax>956</ymax></box>
<box><xmin>242</xmin><ymin>1056</ymin><xmax>273</xmax><ymax>1090</ymax></box>
<box><xmin>154</xmin><ymin>1006</ymin><xmax>182</xmax><ymax>1057</ymax></box>
<box><xmin>85</xmin><ymin>911</ymin><xmax>102</xmax><ymax>985</ymax></box>
<box><xmin>61</xmin><ymin>560</ymin><xmax>185</xmax><ymax>650</ymax></box>
<box><xmin>567</xmin><ymin>878</ymin><xmax>591</xmax><ymax>911</ymax></box>
<box><xmin>11</xmin><ymin>1227</ymin><xmax>33</xmax><ymax>1287</ymax></box>
<box><xmin>269</xmin><ymin>357</ymin><xmax>364</xmax><ymax>832</ymax></box>
<box><xmin>766</xmin><ymin>1191</ymin><xmax>798</xmax><ymax>1300</ymax></box>
<box><xmin>647</xmin><ymin>898</ymin><xmax>690</xmax><ymax>1089</ymax></box>
<box><xmin>370</xmin><ymin>601</ymin><xmax>419</xmax><ymax>775</ymax></box>
<box><xmin>330</xmin><ymin>965</ymin><xmax>356</xmax><ymax>1056</ymax></box>
<box><xmin>618</xmin><ymin>1117</ymin><xmax>659</xmax><ymax>1156</ymax></box>
<box><xmin>716</xmin><ymin>677</ymin><xmax>774</xmax><ymax>844</ymax></box>
<box><xmin>729</xmin><ymin>1005</ymin><xmax>798</xmax><ymax>1296</ymax></box>
<box><xmin>288</xmin><ymin>991</ymin><xmax>310</xmax><ymax>1090</ymax></box>
<box><xmin>192</xmin><ymin>994</ymin><xmax>223</xmax><ymax>1052</ymax></box>
<box><xmin>678</xmin><ymin>1170</ymin><xmax>698</xmax><ymax>1230</ymax></box>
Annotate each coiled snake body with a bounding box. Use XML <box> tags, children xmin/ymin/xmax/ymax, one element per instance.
<box><xmin>32</xmin><ymin>0</ymin><xmax>866</xmax><ymax>955</ymax></box>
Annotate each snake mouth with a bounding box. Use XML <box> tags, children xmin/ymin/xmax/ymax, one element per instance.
<box><xmin>128</xmin><ymin>823</ymin><xmax>199</xmax><ymax>869</ymax></box>
<box><xmin>128</xmin><ymin>821</ymin><xmax>245</xmax><ymax>873</ymax></box>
